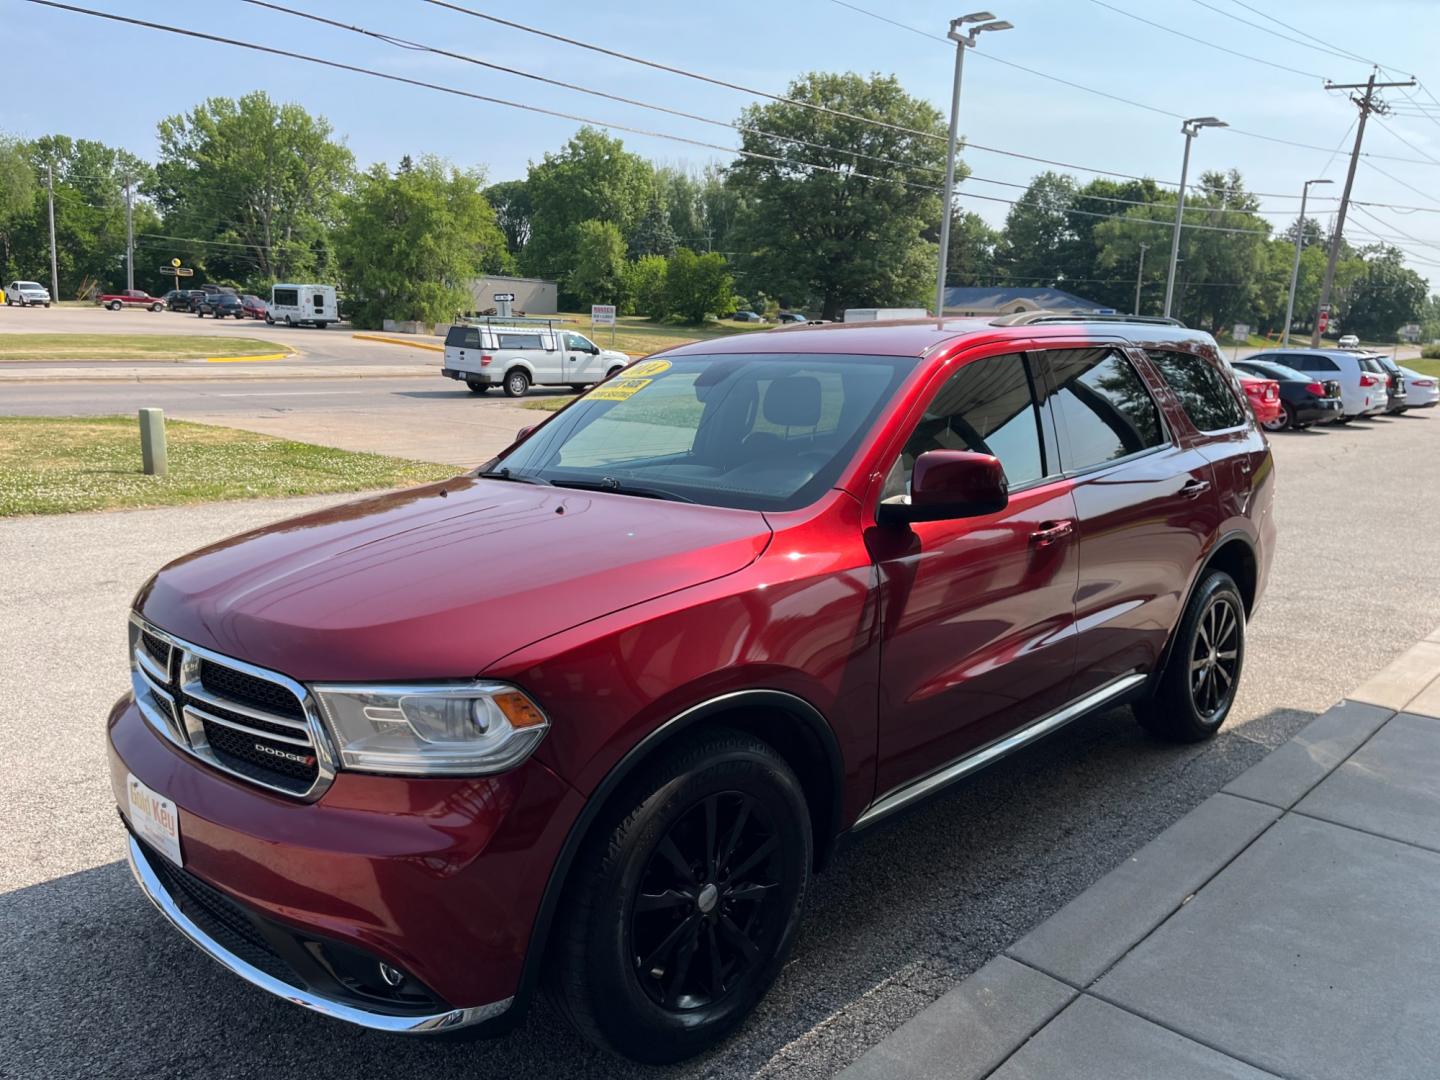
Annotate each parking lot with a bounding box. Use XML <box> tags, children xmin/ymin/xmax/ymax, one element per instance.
<box><xmin>3</xmin><ymin>407</ymin><xmax>1437</xmax><ymax>1080</ymax></box>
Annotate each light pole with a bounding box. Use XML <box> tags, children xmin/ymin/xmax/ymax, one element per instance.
<box><xmin>1134</xmin><ymin>241</ymin><xmax>1150</xmax><ymax>315</ymax></box>
<box><xmin>1162</xmin><ymin>116</ymin><xmax>1227</xmax><ymax>321</ymax></box>
<box><xmin>1282</xmin><ymin>178</ymin><xmax>1332</xmax><ymax>346</ymax></box>
<box><xmin>934</xmin><ymin>11</ymin><xmax>1012</xmax><ymax>318</ymax></box>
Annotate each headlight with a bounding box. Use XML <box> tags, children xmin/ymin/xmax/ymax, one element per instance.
<box><xmin>311</xmin><ymin>682</ymin><xmax>549</xmax><ymax>776</ymax></box>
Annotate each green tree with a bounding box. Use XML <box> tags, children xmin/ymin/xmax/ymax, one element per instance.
<box><xmin>1339</xmin><ymin>246</ymin><xmax>1428</xmax><ymax>341</ymax></box>
<box><xmin>0</xmin><ymin>135</ymin><xmax>37</xmax><ymax>281</ymax></box>
<box><xmin>153</xmin><ymin>91</ymin><xmax>354</xmax><ymax>285</ymax></box>
<box><xmin>624</xmin><ymin>254</ymin><xmax>669</xmax><ymax>318</ymax></box>
<box><xmin>520</xmin><ymin>127</ymin><xmax>652</xmax><ymax>288</ymax></box>
<box><xmin>664</xmin><ymin>248</ymin><xmax>735</xmax><ymax>323</ymax></box>
<box><xmin>726</xmin><ymin>72</ymin><xmax>947</xmax><ymax>318</ymax></box>
<box><xmin>484</xmin><ymin>178</ymin><xmax>532</xmax><ymax>259</ymax></box>
<box><xmin>336</xmin><ymin>156</ymin><xmax>508</xmax><ymax>329</ymax></box>
<box><xmin>936</xmin><ymin>210</ymin><xmax>1000</xmax><ymax>288</ymax></box>
<box><xmin>628</xmin><ymin>187</ymin><xmax>679</xmax><ymax>259</ymax></box>
<box><xmin>996</xmin><ymin>172</ymin><xmax>1078</xmax><ymax>285</ymax></box>
<box><xmin>569</xmin><ymin>218</ymin><xmax>627</xmax><ymax>306</ymax></box>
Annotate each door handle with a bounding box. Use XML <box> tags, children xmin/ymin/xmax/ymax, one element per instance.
<box><xmin>1030</xmin><ymin>520</ymin><xmax>1074</xmax><ymax>546</ymax></box>
<box><xmin>1181</xmin><ymin>478</ymin><xmax>1211</xmax><ymax>498</ymax></box>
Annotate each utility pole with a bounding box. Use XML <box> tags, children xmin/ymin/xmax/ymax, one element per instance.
<box><xmin>935</xmin><ymin>12</ymin><xmax>1012</xmax><ymax>318</ymax></box>
<box><xmin>1134</xmin><ymin>242</ymin><xmax>1149</xmax><ymax>315</ymax></box>
<box><xmin>1310</xmin><ymin>71</ymin><xmax>1415</xmax><ymax>347</ymax></box>
<box><xmin>46</xmin><ymin>163</ymin><xmax>59</xmax><ymax>303</ymax></box>
<box><xmin>124</xmin><ymin>174</ymin><xmax>135</xmax><ymax>292</ymax></box>
<box><xmin>1282</xmin><ymin>178</ymin><xmax>1332</xmax><ymax>347</ymax></box>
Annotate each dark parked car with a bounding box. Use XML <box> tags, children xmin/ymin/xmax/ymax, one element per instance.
<box><xmin>730</xmin><ymin>310</ymin><xmax>765</xmax><ymax>322</ymax></box>
<box><xmin>112</xmin><ymin>314</ymin><xmax>1273</xmax><ymax>1062</ymax></box>
<box><xmin>163</xmin><ymin>289</ymin><xmax>196</xmax><ymax>312</ymax></box>
<box><xmin>196</xmin><ymin>292</ymin><xmax>244</xmax><ymax>319</ymax></box>
<box><xmin>1370</xmin><ymin>354</ymin><xmax>1409</xmax><ymax>413</ymax></box>
<box><xmin>1232</xmin><ymin>358</ymin><xmax>1344</xmax><ymax>430</ymax></box>
<box><xmin>776</xmin><ymin>312</ymin><xmax>808</xmax><ymax>324</ymax></box>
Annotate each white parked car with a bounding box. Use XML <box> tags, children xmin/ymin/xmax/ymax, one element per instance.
<box><xmin>1398</xmin><ymin>366</ymin><xmax>1438</xmax><ymax>410</ymax></box>
<box><xmin>1251</xmin><ymin>348</ymin><xmax>1389</xmax><ymax>420</ymax></box>
<box><xmin>1337</xmin><ymin>334</ymin><xmax>1360</xmax><ymax>349</ymax></box>
<box><xmin>441</xmin><ymin>319</ymin><xmax>631</xmax><ymax>397</ymax></box>
<box><xmin>4</xmin><ymin>280</ymin><xmax>51</xmax><ymax>307</ymax></box>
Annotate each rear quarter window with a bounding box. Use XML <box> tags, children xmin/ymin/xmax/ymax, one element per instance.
<box><xmin>498</xmin><ymin>333</ymin><xmax>543</xmax><ymax>350</ymax></box>
<box><xmin>445</xmin><ymin>326</ymin><xmax>481</xmax><ymax>349</ymax></box>
<box><xmin>1147</xmin><ymin>350</ymin><xmax>1246</xmax><ymax>432</ymax></box>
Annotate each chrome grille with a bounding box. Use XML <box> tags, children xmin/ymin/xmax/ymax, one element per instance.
<box><xmin>128</xmin><ymin>616</ymin><xmax>336</xmax><ymax>800</ymax></box>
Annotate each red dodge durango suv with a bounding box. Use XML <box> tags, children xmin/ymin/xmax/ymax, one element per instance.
<box><xmin>110</xmin><ymin>313</ymin><xmax>1274</xmax><ymax>1062</ymax></box>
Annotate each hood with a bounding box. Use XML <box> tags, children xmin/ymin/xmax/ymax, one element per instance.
<box><xmin>137</xmin><ymin>477</ymin><xmax>771</xmax><ymax>682</ymax></box>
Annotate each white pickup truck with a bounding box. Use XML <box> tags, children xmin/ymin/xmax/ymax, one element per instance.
<box><xmin>441</xmin><ymin>318</ymin><xmax>631</xmax><ymax>396</ymax></box>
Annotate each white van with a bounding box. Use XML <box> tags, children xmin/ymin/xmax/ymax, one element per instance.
<box><xmin>441</xmin><ymin>318</ymin><xmax>631</xmax><ymax>397</ymax></box>
<box><xmin>268</xmin><ymin>283</ymin><xmax>338</xmax><ymax>328</ymax></box>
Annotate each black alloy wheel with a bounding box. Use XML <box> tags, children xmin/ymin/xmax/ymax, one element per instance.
<box><xmin>1189</xmin><ymin>592</ymin><xmax>1241</xmax><ymax>723</ymax></box>
<box><xmin>549</xmin><ymin>729</ymin><xmax>810</xmax><ymax>1063</ymax></box>
<box><xmin>631</xmin><ymin>791</ymin><xmax>785</xmax><ymax>1012</ymax></box>
<box><xmin>1136</xmin><ymin>569</ymin><xmax>1245</xmax><ymax>742</ymax></box>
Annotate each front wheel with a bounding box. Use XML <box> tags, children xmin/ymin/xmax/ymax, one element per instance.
<box><xmin>548</xmin><ymin>730</ymin><xmax>811</xmax><ymax>1063</ymax></box>
<box><xmin>606</xmin><ymin>366</ymin><xmax>626</xmax><ymax>381</ymax></box>
<box><xmin>503</xmin><ymin>369</ymin><xmax>530</xmax><ymax>397</ymax></box>
<box><xmin>107</xmin><ymin>300</ymin><xmax>122</xmax><ymax>311</ymax></box>
<box><xmin>150</xmin><ymin>303</ymin><xmax>163</xmax><ymax>312</ymax></box>
<box><xmin>1136</xmin><ymin>570</ymin><xmax>1245</xmax><ymax>742</ymax></box>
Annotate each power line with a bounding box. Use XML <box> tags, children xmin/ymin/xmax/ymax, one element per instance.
<box><xmin>1085</xmin><ymin>0</ymin><xmax>1329</xmax><ymax>80</ymax></box>
<box><xmin>1372</xmin><ymin>115</ymin><xmax>1440</xmax><ymax>166</ymax></box>
<box><xmin>1187</xmin><ymin>0</ymin><xmax>1372</xmax><ymax>66</ymax></box>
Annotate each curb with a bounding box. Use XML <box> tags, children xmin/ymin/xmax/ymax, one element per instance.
<box><xmin>839</xmin><ymin>627</ymin><xmax>1440</xmax><ymax>1080</ymax></box>
<box><xmin>0</xmin><ymin>365</ymin><xmax>434</xmax><ymax>383</ymax></box>
<box><xmin>351</xmin><ymin>333</ymin><xmax>444</xmax><ymax>353</ymax></box>
<box><xmin>204</xmin><ymin>351</ymin><xmax>290</xmax><ymax>363</ymax></box>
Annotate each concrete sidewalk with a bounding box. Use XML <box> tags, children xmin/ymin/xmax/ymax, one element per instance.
<box><xmin>842</xmin><ymin>626</ymin><xmax>1440</xmax><ymax>1080</ymax></box>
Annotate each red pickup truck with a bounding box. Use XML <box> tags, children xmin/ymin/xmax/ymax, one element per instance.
<box><xmin>98</xmin><ymin>289</ymin><xmax>165</xmax><ymax>311</ymax></box>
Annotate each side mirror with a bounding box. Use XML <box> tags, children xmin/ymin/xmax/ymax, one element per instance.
<box><xmin>878</xmin><ymin>450</ymin><xmax>1008</xmax><ymax>525</ymax></box>
<box><xmin>515</xmin><ymin>425</ymin><xmax>536</xmax><ymax>442</ymax></box>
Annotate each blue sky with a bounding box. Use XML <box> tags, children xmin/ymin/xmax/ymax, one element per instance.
<box><xmin>6</xmin><ymin>0</ymin><xmax>1440</xmax><ymax>283</ymax></box>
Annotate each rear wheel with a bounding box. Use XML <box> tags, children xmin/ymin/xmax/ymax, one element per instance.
<box><xmin>466</xmin><ymin>380</ymin><xmax>489</xmax><ymax>394</ymax></box>
<box><xmin>1136</xmin><ymin>570</ymin><xmax>1245</xmax><ymax>742</ymax></box>
<box><xmin>548</xmin><ymin>730</ymin><xmax>811</xmax><ymax>1063</ymax></box>
<box><xmin>504</xmin><ymin>369</ymin><xmax>530</xmax><ymax>397</ymax></box>
<box><xmin>1262</xmin><ymin>402</ymin><xmax>1293</xmax><ymax>432</ymax></box>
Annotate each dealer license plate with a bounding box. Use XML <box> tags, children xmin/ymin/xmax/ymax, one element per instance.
<box><xmin>127</xmin><ymin>773</ymin><xmax>183</xmax><ymax>867</ymax></box>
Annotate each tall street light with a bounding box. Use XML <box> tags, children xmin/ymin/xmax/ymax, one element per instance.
<box><xmin>934</xmin><ymin>11</ymin><xmax>1013</xmax><ymax>317</ymax></box>
<box><xmin>1162</xmin><ymin>116</ymin><xmax>1227</xmax><ymax>321</ymax></box>
<box><xmin>1134</xmin><ymin>241</ymin><xmax>1150</xmax><ymax>315</ymax></box>
<box><xmin>1282</xmin><ymin>178</ymin><xmax>1333</xmax><ymax>346</ymax></box>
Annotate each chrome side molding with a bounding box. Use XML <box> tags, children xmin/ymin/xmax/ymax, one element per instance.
<box><xmin>853</xmin><ymin>672</ymin><xmax>1147</xmax><ymax>830</ymax></box>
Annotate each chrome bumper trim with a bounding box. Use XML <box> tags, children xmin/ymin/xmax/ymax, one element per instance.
<box><xmin>126</xmin><ymin>835</ymin><xmax>512</xmax><ymax>1034</ymax></box>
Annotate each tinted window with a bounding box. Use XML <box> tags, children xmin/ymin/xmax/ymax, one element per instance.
<box><xmin>273</xmin><ymin>287</ymin><xmax>298</xmax><ymax>306</ymax></box>
<box><xmin>882</xmin><ymin>354</ymin><xmax>1046</xmax><ymax>502</ymax></box>
<box><xmin>1239</xmin><ymin>361</ymin><xmax>1307</xmax><ymax>382</ymax></box>
<box><xmin>1289</xmin><ymin>354</ymin><xmax>1339</xmax><ymax>372</ymax></box>
<box><xmin>445</xmin><ymin>326</ymin><xmax>481</xmax><ymax>349</ymax></box>
<box><xmin>498</xmin><ymin>333</ymin><xmax>543</xmax><ymax>349</ymax></box>
<box><xmin>1147</xmin><ymin>350</ymin><xmax>1245</xmax><ymax>432</ymax></box>
<box><xmin>1043</xmin><ymin>349</ymin><xmax>1166</xmax><ymax>470</ymax></box>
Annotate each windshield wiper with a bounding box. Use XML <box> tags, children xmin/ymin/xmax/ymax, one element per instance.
<box><xmin>551</xmin><ymin>478</ymin><xmax>694</xmax><ymax>503</ymax></box>
<box><xmin>475</xmin><ymin>468</ymin><xmax>552</xmax><ymax>486</ymax></box>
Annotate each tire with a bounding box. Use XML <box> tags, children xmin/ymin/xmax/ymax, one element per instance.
<box><xmin>43</xmin><ymin>302</ymin><xmax>50</xmax><ymax>308</ymax></box>
<box><xmin>569</xmin><ymin>384</ymin><xmax>587</xmax><ymax>393</ymax></box>
<box><xmin>265</xmin><ymin>315</ymin><xmax>273</xmax><ymax>325</ymax></box>
<box><xmin>1136</xmin><ymin>570</ymin><xmax>1245</xmax><ymax>742</ymax></box>
<box><xmin>503</xmin><ymin>369</ymin><xmax>530</xmax><ymax>397</ymax></box>
<box><xmin>606</xmin><ymin>366</ymin><xmax>626</xmax><ymax>381</ymax></box>
<box><xmin>547</xmin><ymin>729</ymin><xmax>811</xmax><ymax>1063</ymax></box>
<box><xmin>285</xmin><ymin>315</ymin><xmax>294</xmax><ymax>328</ymax></box>
<box><xmin>1333</xmin><ymin>415</ymin><xmax>1352</xmax><ymax>425</ymax></box>
<box><xmin>196</xmin><ymin>310</ymin><xmax>205</xmax><ymax>318</ymax></box>
<box><xmin>313</xmin><ymin>321</ymin><xmax>325</xmax><ymax>330</ymax></box>
<box><xmin>150</xmin><ymin>303</ymin><xmax>163</xmax><ymax>312</ymax></box>
<box><xmin>1262</xmin><ymin>402</ymin><xmax>1293</xmax><ymax>432</ymax></box>
<box><xmin>466</xmin><ymin>381</ymin><xmax>489</xmax><ymax>394</ymax></box>
<box><xmin>107</xmin><ymin>300</ymin><xmax>122</xmax><ymax>311</ymax></box>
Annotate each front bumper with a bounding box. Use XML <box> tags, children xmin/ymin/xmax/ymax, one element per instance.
<box><xmin>109</xmin><ymin>692</ymin><xmax>583</xmax><ymax>1031</ymax></box>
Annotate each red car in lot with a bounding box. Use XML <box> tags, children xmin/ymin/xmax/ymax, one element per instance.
<box><xmin>111</xmin><ymin>313</ymin><xmax>1274</xmax><ymax>1062</ymax></box>
<box><xmin>1237</xmin><ymin>375</ymin><xmax>1282</xmax><ymax>427</ymax></box>
<box><xmin>97</xmin><ymin>288</ymin><xmax>165</xmax><ymax>311</ymax></box>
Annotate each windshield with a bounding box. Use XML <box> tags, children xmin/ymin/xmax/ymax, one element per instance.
<box><xmin>16</xmin><ymin>281</ymin><xmax>42</xmax><ymax>290</ymax></box>
<box><xmin>487</xmin><ymin>353</ymin><xmax>916</xmax><ymax>511</ymax></box>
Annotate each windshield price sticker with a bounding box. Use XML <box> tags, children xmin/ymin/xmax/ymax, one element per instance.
<box><xmin>590</xmin><ymin>378</ymin><xmax>652</xmax><ymax>401</ymax></box>
<box><xmin>625</xmin><ymin>359</ymin><xmax>672</xmax><ymax>378</ymax></box>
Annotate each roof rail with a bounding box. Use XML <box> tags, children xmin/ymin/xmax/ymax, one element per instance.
<box><xmin>990</xmin><ymin>311</ymin><xmax>1186</xmax><ymax>328</ymax></box>
<box><xmin>455</xmin><ymin>314</ymin><xmax>574</xmax><ymax>329</ymax></box>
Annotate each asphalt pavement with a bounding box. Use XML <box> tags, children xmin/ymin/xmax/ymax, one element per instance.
<box><xmin>2</xmin><ymin>410</ymin><xmax>1438</xmax><ymax>1079</ymax></box>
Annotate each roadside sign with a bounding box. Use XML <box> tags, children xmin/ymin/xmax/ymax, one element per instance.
<box><xmin>159</xmin><ymin>266</ymin><xmax>194</xmax><ymax>277</ymax></box>
<box><xmin>591</xmin><ymin>304</ymin><xmax>617</xmax><ymax>327</ymax></box>
<box><xmin>1232</xmin><ymin>323</ymin><xmax>1249</xmax><ymax>340</ymax></box>
<box><xmin>1318</xmin><ymin>309</ymin><xmax>1330</xmax><ymax>334</ymax></box>
<box><xmin>170</xmin><ymin>258</ymin><xmax>181</xmax><ymax>268</ymax></box>
<box><xmin>493</xmin><ymin>292</ymin><xmax>516</xmax><ymax>302</ymax></box>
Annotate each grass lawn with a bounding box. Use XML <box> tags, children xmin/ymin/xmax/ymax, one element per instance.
<box><xmin>1408</xmin><ymin>358</ymin><xmax>1440</xmax><ymax>379</ymax></box>
<box><xmin>0</xmin><ymin>334</ymin><xmax>290</xmax><ymax>361</ymax></box>
<box><xmin>0</xmin><ymin>417</ymin><xmax>454</xmax><ymax>516</ymax></box>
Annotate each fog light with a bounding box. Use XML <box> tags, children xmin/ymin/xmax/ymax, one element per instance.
<box><xmin>378</xmin><ymin>962</ymin><xmax>406</xmax><ymax>988</ymax></box>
